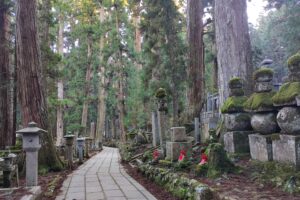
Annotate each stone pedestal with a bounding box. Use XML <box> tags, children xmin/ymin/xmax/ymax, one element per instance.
<box><xmin>152</xmin><ymin>112</ymin><xmax>160</xmax><ymax>147</ymax></box>
<box><xmin>2</xmin><ymin>156</ymin><xmax>14</xmax><ymax>188</ymax></box>
<box><xmin>224</xmin><ymin>131</ymin><xmax>254</xmax><ymax>153</ymax></box>
<box><xmin>272</xmin><ymin>134</ymin><xmax>300</xmax><ymax>168</ymax></box>
<box><xmin>166</xmin><ymin>141</ymin><xmax>192</xmax><ymax>161</ymax></box>
<box><xmin>158</xmin><ymin>111</ymin><xmax>167</xmax><ymax>154</ymax></box>
<box><xmin>249</xmin><ymin>134</ymin><xmax>273</xmax><ymax>161</ymax></box>
<box><xmin>85</xmin><ymin>137</ymin><xmax>93</xmax><ymax>158</ymax></box>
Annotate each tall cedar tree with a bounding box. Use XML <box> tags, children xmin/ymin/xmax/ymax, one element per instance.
<box><xmin>142</xmin><ymin>0</ymin><xmax>186</xmax><ymax>126</ymax></box>
<box><xmin>215</xmin><ymin>0</ymin><xmax>253</xmax><ymax>105</ymax></box>
<box><xmin>16</xmin><ymin>0</ymin><xmax>63</xmax><ymax>170</ymax></box>
<box><xmin>187</xmin><ymin>0</ymin><xmax>204</xmax><ymax>119</ymax></box>
<box><xmin>0</xmin><ymin>0</ymin><xmax>10</xmax><ymax>149</ymax></box>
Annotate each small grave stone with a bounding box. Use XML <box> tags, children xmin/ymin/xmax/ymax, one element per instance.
<box><xmin>249</xmin><ymin>134</ymin><xmax>273</xmax><ymax>161</ymax></box>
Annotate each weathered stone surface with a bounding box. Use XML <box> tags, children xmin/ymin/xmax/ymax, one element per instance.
<box><xmin>255</xmin><ymin>82</ymin><xmax>272</xmax><ymax>93</ymax></box>
<box><xmin>224</xmin><ymin>113</ymin><xmax>252</xmax><ymax>131</ymax></box>
<box><xmin>277</xmin><ymin>107</ymin><xmax>300</xmax><ymax>134</ymax></box>
<box><xmin>170</xmin><ymin>127</ymin><xmax>187</xmax><ymax>142</ymax></box>
<box><xmin>152</xmin><ymin>112</ymin><xmax>160</xmax><ymax>147</ymax></box>
<box><xmin>288</xmin><ymin>72</ymin><xmax>300</xmax><ymax>82</ymax></box>
<box><xmin>224</xmin><ymin>131</ymin><xmax>254</xmax><ymax>153</ymax></box>
<box><xmin>251</xmin><ymin>113</ymin><xmax>279</xmax><ymax>135</ymax></box>
<box><xmin>166</xmin><ymin>141</ymin><xmax>192</xmax><ymax>161</ymax></box>
<box><xmin>249</xmin><ymin>134</ymin><xmax>273</xmax><ymax>161</ymax></box>
<box><xmin>272</xmin><ymin>134</ymin><xmax>300</xmax><ymax>168</ymax></box>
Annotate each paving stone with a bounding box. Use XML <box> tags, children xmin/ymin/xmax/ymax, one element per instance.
<box><xmin>86</xmin><ymin>192</ymin><xmax>105</xmax><ymax>200</ymax></box>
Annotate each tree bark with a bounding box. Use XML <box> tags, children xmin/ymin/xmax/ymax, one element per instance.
<box><xmin>187</xmin><ymin>0</ymin><xmax>205</xmax><ymax>119</ymax></box>
<box><xmin>81</xmin><ymin>34</ymin><xmax>93</xmax><ymax>136</ymax></box>
<box><xmin>16</xmin><ymin>0</ymin><xmax>63</xmax><ymax>170</ymax></box>
<box><xmin>0</xmin><ymin>1</ymin><xmax>10</xmax><ymax>149</ymax></box>
<box><xmin>56</xmin><ymin>15</ymin><xmax>64</xmax><ymax>146</ymax></box>
<box><xmin>215</xmin><ymin>0</ymin><xmax>253</xmax><ymax>105</ymax></box>
<box><xmin>95</xmin><ymin>6</ymin><xmax>106</xmax><ymax>148</ymax></box>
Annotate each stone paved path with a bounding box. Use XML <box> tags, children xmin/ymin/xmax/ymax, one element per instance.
<box><xmin>56</xmin><ymin>147</ymin><xmax>157</xmax><ymax>200</ymax></box>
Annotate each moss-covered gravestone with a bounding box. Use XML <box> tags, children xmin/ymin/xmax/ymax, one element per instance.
<box><xmin>221</xmin><ymin>78</ymin><xmax>253</xmax><ymax>153</ymax></box>
<box><xmin>246</xmin><ymin>68</ymin><xmax>279</xmax><ymax>161</ymax></box>
<box><xmin>272</xmin><ymin>53</ymin><xmax>300</xmax><ymax>168</ymax></box>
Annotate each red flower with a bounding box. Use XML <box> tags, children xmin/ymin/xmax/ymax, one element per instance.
<box><xmin>178</xmin><ymin>149</ymin><xmax>186</xmax><ymax>162</ymax></box>
<box><xmin>199</xmin><ymin>153</ymin><xmax>208</xmax><ymax>165</ymax></box>
<box><xmin>153</xmin><ymin>150</ymin><xmax>160</xmax><ymax>160</ymax></box>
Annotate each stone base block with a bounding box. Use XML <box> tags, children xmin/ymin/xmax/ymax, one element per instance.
<box><xmin>170</xmin><ymin>127</ymin><xmax>187</xmax><ymax>142</ymax></box>
<box><xmin>249</xmin><ymin>134</ymin><xmax>273</xmax><ymax>161</ymax></box>
<box><xmin>166</xmin><ymin>141</ymin><xmax>192</xmax><ymax>161</ymax></box>
<box><xmin>224</xmin><ymin>131</ymin><xmax>254</xmax><ymax>153</ymax></box>
<box><xmin>272</xmin><ymin>134</ymin><xmax>300</xmax><ymax>168</ymax></box>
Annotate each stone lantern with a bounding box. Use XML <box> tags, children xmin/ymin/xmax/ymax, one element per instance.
<box><xmin>16</xmin><ymin>122</ymin><xmax>47</xmax><ymax>187</ymax></box>
<box><xmin>64</xmin><ymin>133</ymin><xmax>75</xmax><ymax>168</ymax></box>
<box><xmin>76</xmin><ymin>138</ymin><xmax>85</xmax><ymax>163</ymax></box>
<box><xmin>245</xmin><ymin>68</ymin><xmax>279</xmax><ymax>161</ymax></box>
<box><xmin>85</xmin><ymin>137</ymin><xmax>93</xmax><ymax>158</ymax></box>
<box><xmin>272</xmin><ymin>53</ymin><xmax>300</xmax><ymax>168</ymax></box>
<box><xmin>2</xmin><ymin>153</ymin><xmax>16</xmax><ymax>188</ymax></box>
<box><xmin>221</xmin><ymin>78</ymin><xmax>253</xmax><ymax>153</ymax></box>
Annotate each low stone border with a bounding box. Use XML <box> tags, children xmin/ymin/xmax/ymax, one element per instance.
<box><xmin>137</xmin><ymin>163</ymin><xmax>216</xmax><ymax>200</ymax></box>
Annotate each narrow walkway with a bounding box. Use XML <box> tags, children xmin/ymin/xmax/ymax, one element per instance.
<box><xmin>56</xmin><ymin>147</ymin><xmax>157</xmax><ymax>200</ymax></box>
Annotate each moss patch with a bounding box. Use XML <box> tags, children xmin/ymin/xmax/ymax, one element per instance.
<box><xmin>155</xmin><ymin>88</ymin><xmax>167</xmax><ymax>98</ymax></box>
<box><xmin>229</xmin><ymin>77</ymin><xmax>243</xmax><ymax>89</ymax></box>
<box><xmin>287</xmin><ymin>53</ymin><xmax>300</xmax><ymax>68</ymax></box>
<box><xmin>221</xmin><ymin>96</ymin><xmax>248</xmax><ymax>113</ymax></box>
<box><xmin>272</xmin><ymin>82</ymin><xmax>300</xmax><ymax>105</ymax></box>
<box><xmin>244</xmin><ymin>91</ymin><xmax>276</xmax><ymax>111</ymax></box>
<box><xmin>230</xmin><ymin>88</ymin><xmax>245</xmax><ymax>96</ymax></box>
<box><xmin>206</xmin><ymin>143</ymin><xmax>235</xmax><ymax>178</ymax></box>
<box><xmin>253</xmin><ymin>68</ymin><xmax>274</xmax><ymax>80</ymax></box>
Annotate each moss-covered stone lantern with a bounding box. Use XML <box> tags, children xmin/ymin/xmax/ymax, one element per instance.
<box><xmin>244</xmin><ymin>68</ymin><xmax>279</xmax><ymax>134</ymax></box>
<box><xmin>221</xmin><ymin>77</ymin><xmax>252</xmax><ymax>153</ymax></box>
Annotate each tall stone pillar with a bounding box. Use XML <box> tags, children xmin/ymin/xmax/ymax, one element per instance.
<box><xmin>152</xmin><ymin>112</ymin><xmax>160</xmax><ymax>147</ymax></box>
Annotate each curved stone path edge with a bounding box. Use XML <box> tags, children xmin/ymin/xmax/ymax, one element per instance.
<box><xmin>55</xmin><ymin>147</ymin><xmax>157</xmax><ymax>200</ymax></box>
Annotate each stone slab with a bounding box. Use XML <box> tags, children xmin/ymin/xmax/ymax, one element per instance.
<box><xmin>272</xmin><ymin>134</ymin><xmax>300</xmax><ymax>168</ymax></box>
<box><xmin>170</xmin><ymin>127</ymin><xmax>187</xmax><ymax>142</ymax></box>
<box><xmin>20</xmin><ymin>186</ymin><xmax>42</xmax><ymax>200</ymax></box>
<box><xmin>249</xmin><ymin>134</ymin><xmax>273</xmax><ymax>161</ymax></box>
<box><xmin>224</xmin><ymin>131</ymin><xmax>254</xmax><ymax>153</ymax></box>
<box><xmin>166</xmin><ymin>141</ymin><xmax>192</xmax><ymax>161</ymax></box>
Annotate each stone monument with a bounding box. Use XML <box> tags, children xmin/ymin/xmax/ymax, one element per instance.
<box><xmin>166</xmin><ymin>127</ymin><xmax>192</xmax><ymax>161</ymax></box>
<box><xmin>245</xmin><ymin>68</ymin><xmax>279</xmax><ymax>161</ymax></box>
<box><xmin>155</xmin><ymin>88</ymin><xmax>168</xmax><ymax>155</ymax></box>
<box><xmin>221</xmin><ymin>77</ymin><xmax>253</xmax><ymax>153</ymax></box>
<box><xmin>272</xmin><ymin>53</ymin><xmax>300</xmax><ymax>168</ymax></box>
<box><xmin>64</xmin><ymin>134</ymin><xmax>75</xmax><ymax>168</ymax></box>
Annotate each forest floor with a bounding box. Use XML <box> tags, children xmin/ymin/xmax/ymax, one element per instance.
<box><xmin>197</xmin><ymin>157</ymin><xmax>300</xmax><ymax>200</ymax></box>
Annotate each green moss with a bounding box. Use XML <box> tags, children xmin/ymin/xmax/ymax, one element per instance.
<box><xmin>221</xmin><ymin>96</ymin><xmax>248</xmax><ymax>113</ymax></box>
<box><xmin>287</xmin><ymin>53</ymin><xmax>300</xmax><ymax>68</ymax></box>
<box><xmin>270</xmin><ymin>133</ymin><xmax>280</xmax><ymax>141</ymax></box>
<box><xmin>159</xmin><ymin>159</ymin><xmax>173</xmax><ymax>167</ymax></box>
<box><xmin>206</xmin><ymin>143</ymin><xmax>235</xmax><ymax>178</ymax></box>
<box><xmin>155</xmin><ymin>88</ymin><xmax>167</xmax><ymax>98</ymax></box>
<box><xmin>228</xmin><ymin>77</ymin><xmax>243</xmax><ymax>89</ymax></box>
<box><xmin>272</xmin><ymin>82</ymin><xmax>300</xmax><ymax>105</ymax></box>
<box><xmin>244</xmin><ymin>91</ymin><xmax>276</xmax><ymax>111</ymax></box>
<box><xmin>253</xmin><ymin>68</ymin><xmax>274</xmax><ymax>80</ymax></box>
